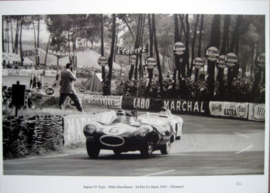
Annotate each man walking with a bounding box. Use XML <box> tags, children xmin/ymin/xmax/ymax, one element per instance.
<box><xmin>58</xmin><ymin>63</ymin><xmax>83</xmax><ymax>112</ymax></box>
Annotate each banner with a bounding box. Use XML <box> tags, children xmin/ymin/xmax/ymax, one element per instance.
<box><xmin>117</xmin><ymin>45</ymin><xmax>148</xmax><ymax>55</ymax></box>
<box><xmin>22</xmin><ymin>49</ymin><xmax>39</xmax><ymax>57</ymax></box>
<box><xmin>44</xmin><ymin>70</ymin><xmax>58</xmax><ymax>76</ymax></box>
<box><xmin>81</xmin><ymin>95</ymin><xmax>123</xmax><ymax>109</ymax></box>
<box><xmin>63</xmin><ymin>111</ymin><xmax>117</xmax><ymax>146</ymax></box>
<box><xmin>248</xmin><ymin>103</ymin><xmax>265</xmax><ymax>122</ymax></box>
<box><xmin>7</xmin><ymin>69</ymin><xmax>42</xmax><ymax>76</ymax></box>
<box><xmin>2</xmin><ymin>53</ymin><xmax>20</xmax><ymax>61</ymax></box>
<box><xmin>8</xmin><ymin>69</ymin><xmax>43</xmax><ymax>76</ymax></box>
<box><xmin>163</xmin><ymin>99</ymin><xmax>209</xmax><ymax>115</ymax></box>
<box><xmin>122</xmin><ymin>96</ymin><xmax>163</xmax><ymax>111</ymax></box>
<box><xmin>48</xmin><ymin>49</ymin><xmax>76</xmax><ymax>57</ymax></box>
<box><xmin>209</xmin><ymin>102</ymin><xmax>249</xmax><ymax>119</ymax></box>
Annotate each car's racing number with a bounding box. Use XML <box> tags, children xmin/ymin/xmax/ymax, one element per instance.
<box><xmin>103</xmin><ymin>127</ymin><xmax>126</xmax><ymax>136</ymax></box>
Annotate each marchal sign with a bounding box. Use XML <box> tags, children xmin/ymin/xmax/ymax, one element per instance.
<box><xmin>206</xmin><ymin>46</ymin><xmax>219</xmax><ymax>61</ymax></box>
<box><xmin>225</xmin><ymin>53</ymin><xmax>238</xmax><ymax>67</ymax></box>
<box><xmin>216</xmin><ymin>55</ymin><xmax>227</xmax><ymax>68</ymax></box>
<box><xmin>145</xmin><ymin>57</ymin><xmax>156</xmax><ymax>69</ymax></box>
<box><xmin>173</xmin><ymin>42</ymin><xmax>185</xmax><ymax>55</ymax></box>
<box><xmin>256</xmin><ymin>53</ymin><xmax>265</xmax><ymax>69</ymax></box>
<box><xmin>193</xmin><ymin>57</ymin><xmax>204</xmax><ymax>69</ymax></box>
<box><xmin>98</xmin><ymin>56</ymin><xmax>108</xmax><ymax>67</ymax></box>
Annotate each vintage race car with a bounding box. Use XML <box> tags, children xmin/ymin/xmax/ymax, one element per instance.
<box><xmin>137</xmin><ymin>107</ymin><xmax>183</xmax><ymax>140</ymax></box>
<box><xmin>83</xmin><ymin>108</ymin><xmax>183</xmax><ymax>158</ymax></box>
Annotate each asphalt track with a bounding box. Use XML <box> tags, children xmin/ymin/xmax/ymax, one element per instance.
<box><xmin>3</xmin><ymin>114</ymin><xmax>265</xmax><ymax>176</ymax></box>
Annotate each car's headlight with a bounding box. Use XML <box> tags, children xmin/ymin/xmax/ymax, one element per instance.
<box><xmin>83</xmin><ymin>125</ymin><xmax>96</xmax><ymax>134</ymax></box>
<box><xmin>135</xmin><ymin>127</ymin><xmax>149</xmax><ymax>139</ymax></box>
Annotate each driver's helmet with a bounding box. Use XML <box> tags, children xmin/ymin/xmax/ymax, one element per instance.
<box><xmin>160</xmin><ymin>106</ymin><xmax>168</xmax><ymax>112</ymax></box>
<box><xmin>116</xmin><ymin>109</ymin><xmax>126</xmax><ymax>116</ymax></box>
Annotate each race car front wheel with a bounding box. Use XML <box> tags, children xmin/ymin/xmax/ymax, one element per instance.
<box><xmin>160</xmin><ymin>142</ymin><xmax>171</xmax><ymax>154</ymax></box>
<box><xmin>86</xmin><ymin>140</ymin><xmax>100</xmax><ymax>158</ymax></box>
<box><xmin>140</xmin><ymin>140</ymin><xmax>154</xmax><ymax>158</ymax></box>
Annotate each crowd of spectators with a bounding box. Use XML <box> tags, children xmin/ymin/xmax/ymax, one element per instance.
<box><xmin>115</xmin><ymin>74</ymin><xmax>265</xmax><ymax>103</ymax></box>
<box><xmin>2</xmin><ymin>60</ymin><xmax>265</xmax><ymax>103</ymax></box>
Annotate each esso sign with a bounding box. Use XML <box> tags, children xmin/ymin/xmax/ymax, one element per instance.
<box><xmin>256</xmin><ymin>53</ymin><xmax>265</xmax><ymax>69</ymax></box>
<box><xmin>173</xmin><ymin>42</ymin><xmax>185</xmax><ymax>55</ymax></box>
<box><xmin>145</xmin><ymin>57</ymin><xmax>156</xmax><ymax>69</ymax></box>
<box><xmin>216</xmin><ymin>55</ymin><xmax>227</xmax><ymax>69</ymax></box>
<box><xmin>225</xmin><ymin>53</ymin><xmax>238</xmax><ymax>67</ymax></box>
<box><xmin>98</xmin><ymin>56</ymin><xmax>108</xmax><ymax>67</ymax></box>
<box><xmin>130</xmin><ymin>55</ymin><xmax>137</xmax><ymax>65</ymax></box>
<box><xmin>45</xmin><ymin>87</ymin><xmax>55</xmax><ymax>95</ymax></box>
<box><xmin>193</xmin><ymin>57</ymin><xmax>204</xmax><ymax>69</ymax></box>
<box><xmin>79</xmin><ymin>87</ymin><xmax>86</xmax><ymax>93</ymax></box>
<box><xmin>206</xmin><ymin>46</ymin><xmax>219</xmax><ymax>61</ymax></box>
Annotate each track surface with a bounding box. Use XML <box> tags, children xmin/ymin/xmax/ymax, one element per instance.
<box><xmin>3</xmin><ymin>114</ymin><xmax>265</xmax><ymax>176</ymax></box>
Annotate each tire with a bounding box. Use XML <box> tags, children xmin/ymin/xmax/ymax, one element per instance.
<box><xmin>140</xmin><ymin>140</ymin><xmax>154</xmax><ymax>158</ymax></box>
<box><xmin>160</xmin><ymin>142</ymin><xmax>171</xmax><ymax>154</ymax></box>
<box><xmin>86</xmin><ymin>140</ymin><xmax>100</xmax><ymax>158</ymax></box>
<box><xmin>113</xmin><ymin>150</ymin><xmax>121</xmax><ymax>156</ymax></box>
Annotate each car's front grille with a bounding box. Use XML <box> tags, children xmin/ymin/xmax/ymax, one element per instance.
<box><xmin>100</xmin><ymin>135</ymin><xmax>125</xmax><ymax>147</ymax></box>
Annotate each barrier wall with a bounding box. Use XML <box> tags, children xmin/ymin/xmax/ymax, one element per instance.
<box><xmin>63</xmin><ymin>111</ymin><xmax>116</xmax><ymax>146</ymax></box>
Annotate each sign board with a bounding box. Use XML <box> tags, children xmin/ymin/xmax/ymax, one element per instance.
<box><xmin>117</xmin><ymin>45</ymin><xmax>148</xmax><ymax>55</ymax></box>
<box><xmin>173</xmin><ymin>42</ymin><xmax>185</xmax><ymax>55</ymax></box>
<box><xmin>145</xmin><ymin>57</ymin><xmax>156</xmax><ymax>69</ymax></box>
<box><xmin>97</xmin><ymin>56</ymin><xmax>108</xmax><ymax>67</ymax></box>
<box><xmin>206</xmin><ymin>46</ymin><xmax>219</xmax><ymax>61</ymax></box>
<box><xmin>79</xmin><ymin>87</ymin><xmax>86</xmax><ymax>93</ymax></box>
<box><xmin>2</xmin><ymin>53</ymin><xmax>20</xmax><ymax>62</ymax></box>
<box><xmin>256</xmin><ymin>53</ymin><xmax>265</xmax><ymax>69</ymax></box>
<box><xmin>45</xmin><ymin>87</ymin><xmax>55</xmax><ymax>96</ymax></box>
<box><xmin>130</xmin><ymin>55</ymin><xmax>137</xmax><ymax>65</ymax></box>
<box><xmin>216</xmin><ymin>55</ymin><xmax>227</xmax><ymax>68</ymax></box>
<box><xmin>225</xmin><ymin>53</ymin><xmax>238</xmax><ymax>67</ymax></box>
<box><xmin>12</xmin><ymin>83</ymin><xmax>26</xmax><ymax>107</ymax></box>
<box><xmin>193</xmin><ymin>57</ymin><xmax>204</xmax><ymax>69</ymax></box>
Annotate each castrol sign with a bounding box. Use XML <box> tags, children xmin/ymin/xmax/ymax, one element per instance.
<box><xmin>216</xmin><ymin>55</ymin><xmax>227</xmax><ymax>68</ymax></box>
<box><xmin>98</xmin><ymin>56</ymin><xmax>108</xmax><ymax>67</ymax></box>
<box><xmin>206</xmin><ymin>46</ymin><xmax>219</xmax><ymax>61</ymax></box>
<box><xmin>173</xmin><ymin>42</ymin><xmax>185</xmax><ymax>55</ymax></box>
<box><xmin>225</xmin><ymin>53</ymin><xmax>238</xmax><ymax>67</ymax></box>
<box><xmin>193</xmin><ymin>57</ymin><xmax>204</xmax><ymax>69</ymax></box>
<box><xmin>256</xmin><ymin>53</ymin><xmax>265</xmax><ymax>69</ymax></box>
<box><xmin>145</xmin><ymin>57</ymin><xmax>156</xmax><ymax>69</ymax></box>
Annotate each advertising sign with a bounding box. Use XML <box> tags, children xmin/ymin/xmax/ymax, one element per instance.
<box><xmin>63</xmin><ymin>111</ymin><xmax>117</xmax><ymax>146</ymax></box>
<box><xmin>2</xmin><ymin>53</ymin><xmax>20</xmax><ymax>61</ymax></box>
<box><xmin>78</xmin><ymin>87</ymin><xmax>86</xmax><ymax>93</ymax></box>
<box><xmin>209</xmin><ymin>101</ymin><xmax>248</xmax><ymax>119</ymax></box>
<box><xmin>145</xmin><ymin>57</ymin><xmax>156</xmax><ymax>69</ymax></box>
<box><xmin>193</xmin><ymin>57</ymin><xmax>204</xmax><ymax>69</ymax></box>
<box><xmin>206</xmin><ymin>46</ymin><xmax>219</xmax><ymax>61</ymax></box>
<box><xmin>117</xmin><ymin>45</ymin><xmax>148</xmax><ymax>55</ymax></box>
<box><xmin>48</xmin><ymin>49</ymin><xmax>76</xmax><ymax>57</ymax></box>
<box><xmin>82</xmin><ymin>95</ymin><xmax>123</xmax><ymax>108</ymax></box>
<box><xmin>97</xmin><ymin>56</ymin><xmax>108</xmax><ymax>67</ymax></box>
<box><xmin>248</xmin><ymin>103</ymin><xmax>265</xmax><ymax>121</ymax></box>
<box><xmin>216</xmin><ymin>55</ymin><xmax>227</xmax><ymax>68</ymax></box>
<box><xmin>163</xmin><ymin>99</ymin><xmax>209</xmax><ymax>115</ymax></box>
<box><xmin>45</xmin><ymin>87</ymin><xmax>55</xmax><ymax>96</ymax></box>
<box><xmin>225</xmin><ymin>52</ymin><xmax>238</xmax><ymax>67</ymax></box>
<box><xmin>173</xmin><ymin>42</ymin><xmax>186</xmax><ymax>55</ymax></box>
<box><xmin>256</xmin><ymin>53</ymin><xmax>265</xmax><ymax>69</ymax></box>
<box><xmin>22</xmin><ymin>49</ymin><xmax>39</xmax><ymax>57</ymax></box>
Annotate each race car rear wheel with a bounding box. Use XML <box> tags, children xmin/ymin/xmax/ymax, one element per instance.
<box><xmin>160</xmin><ymin>142</ymin><xmax>171</xmax><ymax>154</ymax></box>
<box><xmin>140</xmin><ymin>140</ymin><xmax>154</xmax><ymax>158</ymax></box>
<box><xmin>86</xmin><ymin>140</ymin><xmax>100</xmax><ymax>158</ymax></box>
